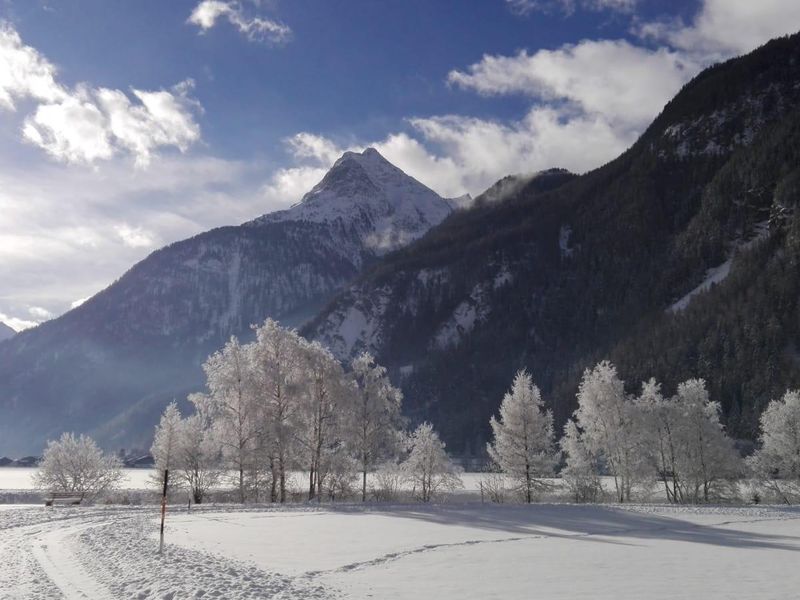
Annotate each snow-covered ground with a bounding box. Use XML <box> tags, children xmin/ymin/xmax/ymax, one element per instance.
<box><xmin>1</xmin><ymin>502</ymin><xmax>799</xmax><ymax>599</ymax></box>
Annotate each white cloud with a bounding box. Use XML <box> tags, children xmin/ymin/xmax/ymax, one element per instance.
<box><xmin>114</xmin><ymin>224</ymin><xmax>157</xmax><ymax>249</ymax></box>
<box><xmin>636</xmin><ymin>0</ymin><xmax>800</xmax><ymax>61</ymax></box>
<box><xmin>0</xmin><ymin>24</ymin><xmax>67</xmax><ymax>109</ymax></box>
<box><xmin>0</xmin><ymin>152</ymin><xmax>269</xmax><ymax>324</ymax></box>
<box><xmin>0</xmin><ymin>22</ymin><xmax>202</xmax><ymax>166</ymax></box>
<box><xmin>28</xmin><ymin>306</ymin><xmax>53</xmax><ymax>320</ymax></box>
<box><xmin>506</xmin><ymin>0</ymin><xmax>637</xmax><ymax>16</ymax></box>
<box><xmin>448</xmin><ymin>40</ymin><xmax>696</xmax><ymax>130</ymax></box>
<box><xmin>188</xmin><ymin>1</ymin><xmax>291</xmax><ymax>44</ymax></box>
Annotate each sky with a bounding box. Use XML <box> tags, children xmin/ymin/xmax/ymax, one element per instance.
<box><xmin>1</xmin><ymin>0</ymin><xmax>800</xmax><ymax>331</ymax></box>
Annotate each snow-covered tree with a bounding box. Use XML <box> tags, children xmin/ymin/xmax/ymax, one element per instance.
<box><xmin>638</xmin><ymin>378</ymin><xmax>740</xmax><ymax>503</ymax></box>
<box><xmin>560</xmin><ymin>419</ymin><xmax>603</xmax><ymax>503</ymax></box>
<box><xmin>572</xmin><ymin>361</ymin><xmax>648</xmax><ymax>502</ymax></box>
<box><xmin>487</xmin><ymin>370</ymin><xmax>558</xmax><ymax>502</ymax></box>
<box><xmin>635</xmin><ymin>379</ymin><xmax>681</xmax><ymax>502</ymax></box>
<box><xmin>173</xmin><ymin>396</ymin><xmax>223</xmax><ymax>504</ymax></box>
<box><xmin>749</xmin><ymin>389</ymin><xmax>800</xmax><ymax>504</ymax></box>
<box><xmin>295</xmin><ymin>339</ymin><xmax>352</xmax><ymax>501</ymax></box>
<box><xmin>34</xmin><ymin>432</ymin><xmax>123</xmax><ymax>501</ymax></box>
<box><xmin>401</xmin><ymin>422</ymin><xmax>462</xmax><ymax>502</ymax></box>
<box><xmin>252</xmin><ymin>319</ymin><xmax>304</xmax><ymax>503</ymax></box>
<box><xmin>150</xmin><ymin>401</ymin><xmax>184</xmax><ymax>496</ymax></box>
<box><xmin>203</xmin><ymin>337</ymin><xmax>259</xmax><ymax>502</ymax></box>
<box><xmin>350</xmin><ymin>352</ymin><xmax>404</xmax><ymax>501</ymax></box>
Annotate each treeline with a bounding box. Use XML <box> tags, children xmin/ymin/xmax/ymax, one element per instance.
<box><xmin>488</xmin><ymin>361</ymin><xmax>800</xmax><ymax>505</ymax></box>
<box><xmin>151</xmin><ymin>319</ymin><xmax>462</xmax><ymax>504</ymax></box>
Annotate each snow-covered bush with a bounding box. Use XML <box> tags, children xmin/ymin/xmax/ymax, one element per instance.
<box><xmin>34</xmin><ymin>432</ymin><xmax>123</xmax><ymax>501</ymax></box>
<box><xmin>749</xmin><ymin>389</ymin><xmax>800</xmax><ymax>504</ymax></box>
<box><xmin>402</xmin><ymin>422</ymin><xmax>462</xmax><ymax>502</ymax></box>
<box><xmin>487</xmin><ymin>370</ymin><xmax>558</xmax><ymax>503</ymax></box>
<box><xmin>478</xmin><ymin>467</ymin><xmax>509</xmax><ymax>504</ymax></box>
<box><xmin>370</xmin><ymin>461</ymin><xmax>405</xmax><ymax>502</ymax></box>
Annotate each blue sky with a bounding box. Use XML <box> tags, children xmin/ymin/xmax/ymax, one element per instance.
<box><xmin>1</xmin><ymin>0</ymin><xmax>800</xmax><ymax>329</ymax></box>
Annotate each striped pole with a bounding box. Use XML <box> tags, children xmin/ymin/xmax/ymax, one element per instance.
<box><xmin>158</xmin><ymin>469</ymin><xmax>169</xmax><ymax>554</ymax></box>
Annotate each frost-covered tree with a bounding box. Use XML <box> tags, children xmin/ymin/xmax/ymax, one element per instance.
<box><xmin>173</xmin><ymin>397</ymin><xmax>223</xmax><ymax>504</ymax></box>
<box><xmin>350</xmin><ymin>352</ymin><xmax>404</xmax><ymax>501</ymax></box>
<box><xmin>401</xmin><ymin>422</ymin><xmax>462</xmax><ymax>502</ymax></box>
<box><xmin>635</xmin><ymin>379</ymin><xmax>681</xmax><ymax>502</ymax></box>
<box><xmin>560</xmin><ymin>419</ymin><xmax>603</xmax><ymax>503</ymax></box>
<box><xmin>487</xmin><ymin>370</ymin><xmax>558</xmax><ymax>502</ymax></box>
<box><xmin>749</xmin><ymin>389</ymin><xmax>800</xmax><ymax>504</ymax></box>
<box><xmin>572</xmin><ymin>361</ymin><xmax>648</xmax><ymax>502</ymax></box>
<box><xmin>34</xmin><ymin>432</ymin><xmax>123</xmax><ymax>501</ymax></box>
<box><xmin>295</xmin><ymin>340</ymin><xmax>352</xmax><ymax>501</ymax></box>
<box><xmin>203</xmin><ymin>337</ymin><xmax>259</xmax><ymax>502</ymax></box>
<box><xmin>150</xmin><ymin>401</ymin><xmax>184</xmax><ymax>496</ymax></box>
<box><xmin>252</xmin><ymin>319</ymin><xmax>304</xmax><ymax>503</ymax></box>
<box><xmin>638</xmin><ymin>378</ymin><xmax>740</xmax><ymax>503</ymax></box>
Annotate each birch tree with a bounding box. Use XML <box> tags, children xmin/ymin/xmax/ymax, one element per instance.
<box><xmin>350</xmin><ymin>352</ymin><xmax>404</xmax><ymax>501</ymax></box>
<box><xmin>252</xmin><ymin>319</ymin><xmax>303</xmax><ymax>503</ymax></box>
<box><xmin>572</xmin><ymin>361</ymin><xmax>648</xmax><ymax>502</ymax></box>
<box><xmin>487</xmin><ymin>370</ymin><xmax>558</xmax><ymax>502</ymax></box>
<box><xmin>203</xmin><ymin>337</ymin><xmax>259</xmax><ymax>502</ymax></box>
<box><xmin>295</xmin><ymin>339</ymin><xmax>352</xmax><ymax>501</ymax></box>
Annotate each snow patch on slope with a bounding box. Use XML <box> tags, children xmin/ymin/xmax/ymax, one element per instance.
<box><xmin>669</xmin><ymin>221</ymin><xmax>770</xmax><ymax>313</ymax></box>
<box><xmin>433</xmin><ymin>283</ymin><xmax>492</xmax><ymax>350</ymax></box>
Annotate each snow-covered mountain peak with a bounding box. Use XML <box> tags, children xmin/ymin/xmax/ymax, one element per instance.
<box><xmin>254</xmin><ymin>147</ymin><xmax>453</xmax><ymax>254</ymax></box>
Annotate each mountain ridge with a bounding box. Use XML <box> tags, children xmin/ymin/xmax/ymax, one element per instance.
<box><xmin>0</xmin><ymin>148</ymin><xmax>453</xmax><ymax>455</ymax></box>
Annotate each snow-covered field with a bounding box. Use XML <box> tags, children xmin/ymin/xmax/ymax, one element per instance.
<box><xmin>1</xmin><ymin>502</ymin><xmax>799</xmax><ymax>599</ymax></box>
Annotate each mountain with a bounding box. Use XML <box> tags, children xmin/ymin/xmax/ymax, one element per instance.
<box><xmin>0</xmin><ymin>148</ymin><xmax>453</xmax><ymax>455</ymax></box>
<box><xmin>0</xmin><ymin>323</ymin><xmax>15</xmax><ymax>343</ymax></box>
<box><xmin>305</xmin><ymin>33</ymin><xmax>800</xmax><ymax>454</ymax></box>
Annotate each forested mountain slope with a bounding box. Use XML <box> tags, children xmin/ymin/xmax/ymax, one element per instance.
<box><xmin>307</xmin><ymin>33</ymin><xmax>800</xmax><ymax>453</ymax></box>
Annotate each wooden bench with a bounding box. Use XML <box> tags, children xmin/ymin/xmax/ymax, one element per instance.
<box><xmin>44</xmin><ymin>492</ymin><xmax>83</xmax><ymax>507</ymax></box>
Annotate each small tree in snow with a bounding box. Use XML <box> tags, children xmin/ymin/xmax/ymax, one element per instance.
<box><xmin>34</xmin><ymin>432</ymin><xmax>123</xmax><ymax>501</ymax></box>
<box><xmin>560</xmin><ymin>419</ymin><xmax>603</xmax><ymax>503</ymax></box>
<box><xmin>749</xmin><ymin>389</ymin><xmax>800</xmax><ymax>504</ymax></box>
<box><xmin>177</xmin><ymin>396</ymin><xmax>223</xmax><ymax>504</ymax></box>
<box><xmin>350</xmin><ymin>352</ymin><xmax>405</xmax><ymax>502</ymax></box>
<box><xmin>402</xmin><ymin>422</ymin><xmax>462</xmax><ymax>502</ymax></box>
<box><xmin>487</xmin><ymin>370</ymin><xmax>558</xmax><ymax>502</ymax></box>
<box><xmin>150</xmin><ymin>401</ymin><xmax>184</xmax><ymax>497</ymax></box>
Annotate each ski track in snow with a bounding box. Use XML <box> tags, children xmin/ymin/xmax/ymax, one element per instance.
<box><xmin>0</xmin><ymin>506</ymin><xmax>337</xmax><ymax>600</ymax></box>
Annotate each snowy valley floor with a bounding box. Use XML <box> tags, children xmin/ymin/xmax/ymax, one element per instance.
<box><xmin>1</xmin><ymin>503</ymin><xmax>799</xmax><ymax>599</ymax></box>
